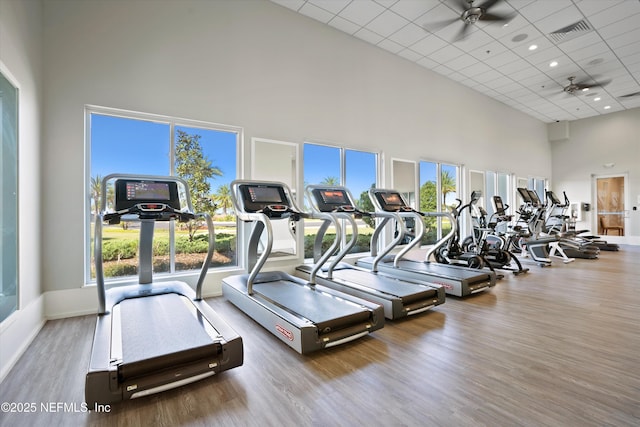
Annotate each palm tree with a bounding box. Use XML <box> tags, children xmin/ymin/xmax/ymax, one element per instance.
<box><xmin>440</xmin><ymin>170</ymin><xmax>456</xmax><ymax>209</ymax></box>
<box><xmin>321</xmin><ymin>176</ymin><xmax>340</xmax><ymax>185</ymax></box>
<box><xmin>213</xmin><ymin>184</ymin><xmax>233</xmax><ymax>215</ymax></box>
<box><xmin>91</xmin><ymin>175</ymin><xmax>102</xmax><ymax>216</ymax></box>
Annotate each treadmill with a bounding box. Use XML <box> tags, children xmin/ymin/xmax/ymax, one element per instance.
<box><xmin>295</xmin><ymin>185</ymin><xmax>445</xmax><ymax>320</ymax></box>
<box><xmin>356</xmin><ymin>189</ymin><xmax>496</xmax><ymax>297</ymax></box>
<box><xmin>222</xmin><ymin>180</ymin><xmax>384</xmax><ymax>354</ymax></box>
<box><xmin>85</xmin><ymin>174</ymin><xmax>243</xmax><ymax>406</ymax></box>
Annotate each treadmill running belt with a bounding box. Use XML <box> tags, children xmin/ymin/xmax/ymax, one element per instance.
<box><xmin>252</xmin><ymin>280</ymin><xmax>370</xmax><ymax>331</ymax></box>
<box><xmin>119</xmin><ymin>293</ymin><xmax>219</xmax><ymax>375</ymax></box>
<box><xmin>328</xmin><ymin>268</ymin><xmax>435</xmax><ymax>299</ymax></box>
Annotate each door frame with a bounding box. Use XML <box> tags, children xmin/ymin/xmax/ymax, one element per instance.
<box><xmin>592</xmin><ymin>172</ymin><xmax>629</xmax><ymax>237</ymax></box>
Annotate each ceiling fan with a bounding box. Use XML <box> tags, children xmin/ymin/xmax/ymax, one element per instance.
<box><xmin>563</xmin><ymin>76</ymin><xmax>611</xmax><ymax>95</ymax></box>
<box><xmin>430</xmin><ymin>0</ymin><xmax>513</xmax><ymax>41</ymax></box>
<box><xmin>618</xmin><ymin>91</ymin><xmax>640</xmax><ymax>99</ymax></box>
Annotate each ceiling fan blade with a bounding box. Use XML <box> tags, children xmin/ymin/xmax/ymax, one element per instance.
<box><xmin>480</xmin><ymin>12</ymin><xmax>512</xmax><ymax>22</ymax></box>
<box><xmin>478</xmin><ymin>0</ymin><xmax>501</xmax><ymax>11</ymax></box>
<box><xmin>454</xmin><ymin>0</ymin><xmax>472</xmax><ymax>12</ymax></box>
<box><xmin>453</xmin><ymin>22</ymin><xmax>473</xmax><ymax>42</ymax></box>
<box><xmin>424</xmin><ymin>17</ymin><xmax>461</xmax><ymax>33</ymax></box>
<box><xmin>576</xmin><ymin>78</ymin><xmax>611</xmax><ymax>89</ymax></box>
<box><xmin>619</xmin><ymin>91</ymin><xmax>640</xmax><ymax>98</ymax></box>
<box><xmin>592</xmin><ymin>79</ymin><xmax>612</xmax><ymax>88</ymax></box>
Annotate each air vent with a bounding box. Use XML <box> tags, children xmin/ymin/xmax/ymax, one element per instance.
<box><xmin>549</xmin><ymin>19</ymin><xmax>593</xmax><ymax>44</ymax></box>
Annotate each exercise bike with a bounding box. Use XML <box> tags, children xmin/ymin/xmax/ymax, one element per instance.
<box><xmin>461</xmin><ymin>194</ymin><xmax>528</xmax><ymax>275</ymax></box>
<box><xmin>435</xmin><ymin>191</ymin><xmax>491</xmax><ymax>271</ymax></box>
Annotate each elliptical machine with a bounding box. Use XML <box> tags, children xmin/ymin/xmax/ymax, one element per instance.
<box><xmin>435</xmin><ymin>191</ymin><xmax>491</xmax><ymax>271</ymax></box>
<box><xmin>461</xmin><ymin>193</ymin><xmax>528</xmax><ymax>275</ymax></box>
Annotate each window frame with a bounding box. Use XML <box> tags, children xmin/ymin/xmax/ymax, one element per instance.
<box><xmin>0</xmin><ymin>63</ymin><xmax>20</xmax><ymax>323</ymax></box>
<box><xmin>84</xmin><ymin>105</ymin><xmax>243</xmax><ymax>285</ymax></box>
<box><xmin>302</xmin><ymin>141</ymin><xmax>380</xmax><ymax>259</ymax></box>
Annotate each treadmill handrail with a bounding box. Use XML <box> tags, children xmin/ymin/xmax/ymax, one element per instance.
<box><xmin>304</xmin><ymin>185</ymin><xmax>363</xmax><ymax>278</ymax></box>
<box><xmin>230</xmin><ymin>180</ymin><xmax>341</xmax><ymax>290</ymax></box>
<box><xmin>367</xmin><ymin>188</ymin><xmax>456</xmax><ymax>265</ymax></box>
<box><xmin>95</xmin><ymin>175</ymin><xmax>214</xmax><ymax>313</ymax></box>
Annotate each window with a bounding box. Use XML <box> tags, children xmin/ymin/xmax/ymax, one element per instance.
<box><xmin>303</xmin><ymin>143</ymin><xmax>378</xmax><ymax>258</ymax></box>
<box><xmin>528</xmin><ymin>177</ymin><xmax>547</xmax><ymax>204</ymax></box>
<box><xmin>419</xmin><ymin>161</ymin><xmax>460</xmax><ymax>245</ymax></box>
<box><xmin>86</xmin><ymin>107</ymin><xmax>240</xmax><ymax>283</ymax></box>
<box><xmin>1</xmin><ymin>69</ymin><xmax>18</xmax><ymax>322</ymax></box>
<box><xmin>485</xmin><ymin>171</ymin><xmax>511</xmax><ymax>217</ymax></box>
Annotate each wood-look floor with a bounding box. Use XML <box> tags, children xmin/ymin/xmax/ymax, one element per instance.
<box><xmin>1</xmin><ymin>246</ymin><xmax>639</xmax><ymax>427</ymax></box>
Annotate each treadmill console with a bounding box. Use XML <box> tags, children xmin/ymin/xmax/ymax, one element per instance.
<box><xmin>517</xmin><ymin>187</ymin><xmax>533</xmax><ymax>204</ymax></box>
<box><xmin>373</xmin><ymin>191</ymin><xmax>410</xmax><ymax>212</ymax></box>
<box><xmin>310</xmin><ymin>188</ymin><xmax>356</xmax><ymax>213</ymax></box>
<box><xmin>493</xmin><ymin>196</ymin><xmax>506</xmax><ymax>213</ymax></box>
<box><xmin>239</xmin><ymin>184</ymin><xmax>290</xmax><ymax>215</ymax></box>
<box><xmin>115</xmin><ymin>179</ymin><xmax>181</xmax><ymax>212</ymax></box>
<box><xmin>546</xmin><ymin>191</ymin><xmax>562</xmax><ymax>206</ymax></box>
<box><xmin>527</xmin><ymin>189</ymin><xmax>542</xmax><ymax>206</ymax></box>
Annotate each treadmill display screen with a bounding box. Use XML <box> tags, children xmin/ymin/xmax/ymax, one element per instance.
<box><xmin>240</xmin><ymin>184</ymin><xmax>289</xmax><ymax>213</ymax></box>
<box><xmin>547</xmin><ymin>191</ymin><xmax>561</xmax><ymax>205</ymax></box>
<box><xmin>114</xmin><ymin>179</ymin><xmax>181</xmax><ymax>211</ymax></box>
<box><xmin>248</xmin><ymin>186</ymin><xmax>284</xmax><ymax>203</ymax></box>
<box><xmin>319</xmin><ymin>190</ymin><xmax>348</xmax><ymax>205</ymax></box>
<box><xmin>126</xmin><ymin>182</ymin><xmax>171</xmax><ymax>201</ymax></box>
<box><xmin>380</xmin><ymin>192</ymin><xmax>404</xmax><ymax>207</ymax></box>
<box><xmin>517</xmin><ymin>187</ymin><xmax>532</xmax><ymax>203</ymax></box>
<box><xmin>528</xmin><ymin>190</ymin><xmax>541</xmax><ymax>205</ymax></box>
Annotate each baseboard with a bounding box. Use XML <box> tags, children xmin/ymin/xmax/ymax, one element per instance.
<box><xmin>44</xmin><ymin>287</ymin><xmax>98</xmax><ymax>320</ymax></box>
<box><xmin>0</xmin><ymin>295</ymin><xmax>46</xmax><ymax>383</ymax></box>
<box><xmin>600</xmin><ymin>235</ymin><xmax>640</xmax><ymax>245</ymax></box>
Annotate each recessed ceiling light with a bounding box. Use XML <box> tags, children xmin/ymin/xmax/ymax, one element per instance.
<box><xmin>582</xmin><ymin>87</ymin><xmax>589</xmax><ymax>92</ymax></box>
<box><xmin>594</xmin><ymin>97</ymin><xmax>601</xmax><ymax>101</ymax></box>
<box><xmin>529</xmin><ymin>44</ymin><xmax>538</xmax><ymax>51</ymax></box>
<box><xmin>549</xmin><ymin>61</ymin><xmax>558</xmax><ymax>67</ymax></box>
<box><xmin>604</xmin><ymin>105</ymin><xmax>611</xmax><ymax>110</ymax></box>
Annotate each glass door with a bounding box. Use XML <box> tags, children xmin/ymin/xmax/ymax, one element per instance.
<box><xmin>595</xmin><ymin>175</ymin><xmax>626</xmax><ymax>236</ymax></box>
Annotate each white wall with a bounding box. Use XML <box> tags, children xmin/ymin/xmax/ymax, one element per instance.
<box><xmin>550</xmin><ymin>108</ymin><xmax>640</xmax><ymax>242</ymax></box>
<box><xmin>0</xmin><ymin>0</ymin><xmax>44</xmax><ymax>381</ymax></box>
<box><xmin>40</xmin><ymin>0</ymin><xmax>549</xmax><ymax>302</ymax></box>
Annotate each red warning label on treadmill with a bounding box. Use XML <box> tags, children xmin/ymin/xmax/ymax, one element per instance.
<box><xmin>276</xmin><ymin>324</ymin><xmax>294</xmax><ymax>341</ymax></box>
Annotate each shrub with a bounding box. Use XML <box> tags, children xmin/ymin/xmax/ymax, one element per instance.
<box><xmin>102</xmin><ymin>240</ymin><xmax>138</xmax><ymax>261</ymax></box>
<box><xmin>103</xmin><ymin>262</ymin><xmax>137</xmax><ymax>277</ymax></box>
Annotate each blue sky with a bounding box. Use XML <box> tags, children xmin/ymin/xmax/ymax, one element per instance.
<box><xmin>303</xmin><ymin>143</ymin><xmax>377</xmax><ymax>203</ymax></box>
<box><xmin>91</xmin><ymin>114</ymin><xmax>236</xmax><ymax>192</ymax></box>
<box><xmin>92</xmin><ymin>114</ymin><xmax>377</xmax><ymax>205</ymax></box>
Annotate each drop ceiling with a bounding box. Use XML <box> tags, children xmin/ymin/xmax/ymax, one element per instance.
<box><xmin>269</xmin><ymin>0</ymin><xmax>640</xmax><ymax>123</ymax></box>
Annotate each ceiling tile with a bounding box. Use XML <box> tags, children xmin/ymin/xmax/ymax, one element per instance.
<box><xmin>445</xmin><ymin>53</ymin><xmax>480</xmax><ymax>72</ymax></box>
<box><xmin>328</xmin><ymin>15</ymin><xmax>361</xmax><ymax>34</ymax></box>
<box><xmin>398</xmin><ymin>48</ymin><xmax>423</xmax><ymax>62</ymax></box>
<box><xmin>532</xmin><ymin>4</ymin><xmax>583</xmax><ymax>34</ymax></box>
<box><xmin>519</xmin><ymin>0</ymin><xmax>573</xmax><ymax>23</ymax></box>
<box><xmin>410</xmin><ymin>34</ymin><xmax>449</xmax><ymax>56</ymax></box>
<box><xmin>354</xmin><ymin>27</ymin><xmax>385</xmax><ymax>44</ymax></box>
<box><xmin>428</xmin><ymin>44</ymin><xmax>465</xmax><ymax>64</ymax></box>
<box><xmin>270</xmin><ymin>0</ymin><xmax>640</xmax><ymax>122</ymax></box>
<box><xmin>390</xmin><ymin>0</ymin><xmax>440</xmax><ymax>21</ymax></box>
<box><xmin>338</xmin><ymin>0</ymin><xmax>386</xmax><ymax>26</ymax></box>
<box><xmin>575</xmin><ymin>0</ymin><xmax>625</xmax><ymax>16</ymax></box>
<box><xmin>270</xmin><ymin>0</ymin><xmax>304</xmax><ymax>12</ymax></box>
<box><xmin>588</xmin><ymin>1</ymin><xmax>640</xmax><ymax>28</ymax></box>
<box><xmin>378</xmin><ymin>38</ymin><xmax>405</xmax><ymax>54</ymax></box>
<box><xmin>367</xmin><ymin>9</ymin><xmax>410</xmax><ymax>37</ymax></box>
<box><xmin>388</xmin><ymin>22</ymin><xmax>428</xmax><ymax>46</ymax></box>
<box><xmin>299</xmin><ymin>2</ymin><xmax>335</xmax><ymax>23</ymax></box>
<box><xmin>308</xmin><ymin>0</ymin><xmax>351</xmax><ymax>14</ymax></box>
